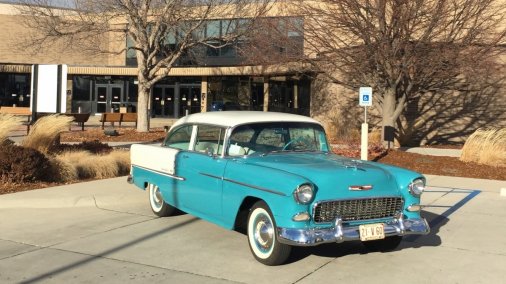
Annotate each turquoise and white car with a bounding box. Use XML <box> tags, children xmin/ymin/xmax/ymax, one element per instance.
<box><xmin>128</xmin><ymin>111</ymin><xmax>429</xmax><ymax>265</ymax></box>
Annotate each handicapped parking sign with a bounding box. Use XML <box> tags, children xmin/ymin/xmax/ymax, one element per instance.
<box><xmin>359</xmin><ymin>87</ymin><xmax>372</xmax><ymax>107</ymax></box>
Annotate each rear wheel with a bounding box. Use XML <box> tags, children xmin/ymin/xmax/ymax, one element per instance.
<box><xmin>247</xmin><ymin>201</ymin><xmax>291</xmax><ymax>265</ymax></box>
<box><xmin>148</xmin><ymin>183</ymin><xmax>176</xmax><ymax>217</ymax></box>
<box><xmin>362</xmin><ymin>236</ymin><xmax>402</xmax><ymax>252</ymax></box>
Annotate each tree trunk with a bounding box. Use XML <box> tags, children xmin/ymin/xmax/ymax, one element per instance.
<box><xmin>381</xmin><ymin>88</ymin><xmax>396</xmax><ymax>148</ymax></box>
<box><xmin>137</xmin><ymin>85</ymin><xmax>150</xmax><ymax>132</ymax></box>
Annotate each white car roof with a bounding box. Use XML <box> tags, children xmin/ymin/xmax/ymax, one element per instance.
<box><xmin>171</xmin><ymin>111</ymin><xmax>322</xmax><ymax>129</ymax></box>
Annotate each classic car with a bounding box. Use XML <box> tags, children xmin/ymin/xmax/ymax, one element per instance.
<box><xmin>128</xmin><ymin>111</ymin><xmax>429</xmax><ymax>265</ymax></box>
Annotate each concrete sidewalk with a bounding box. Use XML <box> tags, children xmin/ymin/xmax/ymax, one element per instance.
<box><xmin>0</xmin><ymin>175</ymin><xmax>505</xmax><ymax>283</ymax></box>
<box><xmin>400</xmin><ymin>147</ymin><xmax>462</xmax><ymax>157</ymax></box>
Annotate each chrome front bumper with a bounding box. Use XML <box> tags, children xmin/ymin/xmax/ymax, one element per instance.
<box><xmin>277</xmin><ymin>214</ymin><xmax>430</xmax><ymax>246</ymax></box>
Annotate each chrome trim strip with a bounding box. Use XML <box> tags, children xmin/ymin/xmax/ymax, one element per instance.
<box><xmin>277</xmin><ymin>215</ymin><xmax>430</xmax><ymax>246</ymax></box>
<box><xmin>132</xmin><ymin>164</ymin><xmax>186</xmax><ymax>181</ymax></box>
<box><xmin>199</xmin><ymin>172</ymin><xmax>287</xmax><ymax>197</ymax></box>
<box><xmin>223</xmin><ymin>177</ymin><xmax>287</xmax><ymax>197</ymax></box>
<box><xmin>200</xmin><ymin>172</ymin><xmax>223</xmax><ymax>180</ymax></box>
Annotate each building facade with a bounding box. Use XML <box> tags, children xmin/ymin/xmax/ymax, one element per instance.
<box><xmin>0</xmin><ymin>2</ymin><xmax>311</xmax><ymax>120</ymax></box>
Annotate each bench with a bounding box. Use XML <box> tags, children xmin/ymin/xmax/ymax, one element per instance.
<box><xmin>0</xmin><ymin>106</ymin><xmax>32</xmax><ymax>134</ymax></box>
<box><xmin>100</xmin><ymin>113</ymin><xmax>138</xmax><ymax>129</ymax></box>
<box><xmin>0</xmin><ymin>106</ymin><xmax>32</xmax><ymax>116</ymax></box>
<box><xmin>64</xmin><ymin>113</ymin><xmax>91</xmax><ymax>131</ymax></box>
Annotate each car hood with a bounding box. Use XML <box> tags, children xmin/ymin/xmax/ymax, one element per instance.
<box><xmin>245</xmin><ymin>152</ymin><xmax>401</xmax><ymax>200</ymax></box>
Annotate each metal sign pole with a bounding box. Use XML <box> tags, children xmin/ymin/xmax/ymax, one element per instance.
<box><xmin>361</xmin><ymin>107</ymin><xmax>368</xmax><ymax>161</ymax></box>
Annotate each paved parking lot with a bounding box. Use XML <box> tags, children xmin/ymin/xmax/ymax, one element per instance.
<box><xmin>0</xmin><ymin>175</ymin><xmax>505</xmax><ymax>283</ymax></box>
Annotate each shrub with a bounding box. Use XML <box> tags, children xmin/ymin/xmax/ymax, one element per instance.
<box><xmin>0</xmin><ymin>144</ymin><xmax>53</xmax><ymax>183</ymax></box>
<box><xmin>0</xmin><ymin>114</ymin><xmax>24</xmax><ymax>143</ymax></box>
<box><xmin>460</xmin><ymin>128</ymin><xmax>506</xmax><ymax>167</ymax></box>
<box><xmin>22</xmin><ymin>115</ymin><xmax>73</xmax><ymax>154</ymax></box>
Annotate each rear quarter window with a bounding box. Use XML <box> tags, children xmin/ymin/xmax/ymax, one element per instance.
<box><xmin>164</xmin><ymin>125</ymin><xmax>193</xmax><ymax>150</ymax></box>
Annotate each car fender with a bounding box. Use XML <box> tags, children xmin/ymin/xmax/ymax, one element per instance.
<box><xmin>221</xmin><ymin>161</ymin><xmax>312</xmax><ymax>229</ymax></box>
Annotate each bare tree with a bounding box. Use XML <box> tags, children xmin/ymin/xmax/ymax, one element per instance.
<box><xmin>17</xmin><ymin>0</ymin><xmax>271</xmax><ymax>132</ymax></box>
<box><xmin>293</xmin><ymin>0</ymin><xmax>506</xmax><ymax>145</ymax></box>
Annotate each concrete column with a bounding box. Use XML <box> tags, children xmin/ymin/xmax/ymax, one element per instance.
<box><xmin>66</xmin><ymin>78</ymin><xmax>73</xmax><ymax>113</ymax></box>
<box><xmin>263</xmin><ymin>76</ymin><xmax>269</xmax><ymax>112</ymax></box>
<box><xmin>174</xmin><ymin>82</ymin><xmax>180</xmax><ymax>118</ymax></box>
<box><xmin>201</xmin><ymin>76</ymin><xmax>208</xmax><ymax>112</ymax></box>
<box><xmin>293</xmin><ymin>81</ymin><xmax>299</xmax><ymax>109</ymax></box>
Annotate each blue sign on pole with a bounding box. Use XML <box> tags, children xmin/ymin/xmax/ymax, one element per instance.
<box><xmin>359</xmin><ymin>87</ymin><xmax>372</xmax><ymax>107</ymax></box>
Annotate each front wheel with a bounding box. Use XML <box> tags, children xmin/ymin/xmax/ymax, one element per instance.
<box><xmin>247</xmin><ymin>201</ymin><xmax>291</xmax><ymax>265</ymax></box>
<box><xmin>362</xmin><ymin>236</ymin><xmax>402</xmax><ymax>252</ymax></box>
<box><xmin>148</xmin><ymin>183</ymin><xmax>176</xmax><ymax>217</ymax></box>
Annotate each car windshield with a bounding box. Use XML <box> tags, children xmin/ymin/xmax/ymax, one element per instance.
<box><xmin>227</xmin><ymin>122</ymin><xmax>330</xmax><ymax>156</ymax></box>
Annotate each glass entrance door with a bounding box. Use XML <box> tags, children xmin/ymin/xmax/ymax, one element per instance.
<box><xmin>152</xmin><ymin>86</ymin><xmax>175</xmax><ymax>117</ymax></box>
<box><xmin>179</xmin><ymin>85</ymin><xmax>201</xmax><ymax>116</ymax></box>
<box><xmin>96</xmin><ymin>84</ymin><xmax>123</xmax><ymax>113</ymax></box>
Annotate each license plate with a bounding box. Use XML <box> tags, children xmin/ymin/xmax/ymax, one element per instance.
<box><xmin>359</xmin><ymin>223</ymin><xmax>385</xmax><ymax>241</ymax></box>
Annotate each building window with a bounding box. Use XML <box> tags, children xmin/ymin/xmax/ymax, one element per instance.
<box><xmin>124</xmin><ymin>17</ymin><xmax>303</xmax><ymax>67</ymax></box>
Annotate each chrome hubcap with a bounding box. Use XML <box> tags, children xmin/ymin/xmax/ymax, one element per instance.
<box><xmin>150</xmin><ymin>185</ymin><xmax>163</xmax><ymax>209</ymax></box>
<box><xmin>254</xmin><ymin>216</ymin><xmax>273</xmax><ymax>251</ymax></box>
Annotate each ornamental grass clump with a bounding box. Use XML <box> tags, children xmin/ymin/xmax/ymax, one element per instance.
<box><xmin>54</xmin><ymin>149</ymin><xmax>131</xmax><ymax>181</ymax></box>
<box><xmin>0</xmin><ymin>114</ymin><xmax>24</xmax><ymax>143</ymax></box>
<box><xmin>22</xmin><ymin>115</ymin><xmax>73</xmax><ymax>154</ymax></box>
<box><xmin>460</xmin><ymin>128</ymin><xmax>506</xmax><ymax>167</ymax></box>
<box><xmin>108</xmin><ymin>149</ymin><xmax>131</xmax><ymax>175</ymax></box>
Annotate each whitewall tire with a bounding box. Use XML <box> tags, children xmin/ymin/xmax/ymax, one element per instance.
<box><xmin>148</xmin><ymin>183</ymin><xmax>176</xmax><ymax>217</ymax></box>
<box><xmin>247</xmin><ymin>201</ymin><xmax>291</xmax><ymax>265</ymax></box>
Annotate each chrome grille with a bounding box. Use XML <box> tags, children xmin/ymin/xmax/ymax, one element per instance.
<box><xmin>313</xmin><ymin>197</ymin><xmax>403</xmax><ymax>223</ymax></box>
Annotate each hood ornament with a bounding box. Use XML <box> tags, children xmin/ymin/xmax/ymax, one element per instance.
<box><xmin>349</xmin><ymin>185</ymin><xmax>373</xmax><ymax>191</ymax></box>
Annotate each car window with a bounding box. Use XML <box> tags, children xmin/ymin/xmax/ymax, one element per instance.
<box><xmin>286</xmin><ymin>127</ymin><xmax>321</xmax><ymax>151</ymax></box>
<box><xmin>256</xmin><ymin>128</ymin><xmax>286</xmax><ymax>148</ymax></box>
<box><xmin>194</xmin><ymin>125</ymin><xmax>226</xmax><ymax>155</ymax></box>
<box><xmin>230</xmin><ymin>126</ymin><xmax>254</xmax><ymax>143</ymax></box>
<box><xmin>227</xmin><ymin>122</ymin><xmax>329</xmax><ymax>156</ymax></box>
<box><xmin>228</xmin><ymin>126</ymin><xmax>255</xmax><ymax>156</ymax></box>
<box><xmin>163</xmin><ymin>125</ymin><xmax>193</xmax><ymax>150</ymax></box>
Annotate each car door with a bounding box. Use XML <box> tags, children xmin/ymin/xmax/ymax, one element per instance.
<box><xmin>162</xmin><ymin>124</ymin><xmax>195</xmax><ymax>208</ymax></box>
<box><xmin>177</xmin><ymin>124</ymin><xmax>228</xmax><ymax>221</ymax></box>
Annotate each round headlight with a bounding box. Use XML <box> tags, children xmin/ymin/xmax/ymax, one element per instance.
<box><xmin>293</xmin><ymin>184</ymin><xmax>315</xmax><ymax>204</ymax></box>
<box><xmin>409</xmin><ymin>178</ymin><xmax>425</xmax><ymax>196</ymax></box>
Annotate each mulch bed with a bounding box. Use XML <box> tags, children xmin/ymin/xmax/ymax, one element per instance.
<box><xmin>374</xmin><ymin>150</ymin><xmax>506</xmax><ymax>181</ymax></box>
<box><xmin>60</xmin><ymin>128</ymin><xmax>167</xmax><ymax>143</ymax></box>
